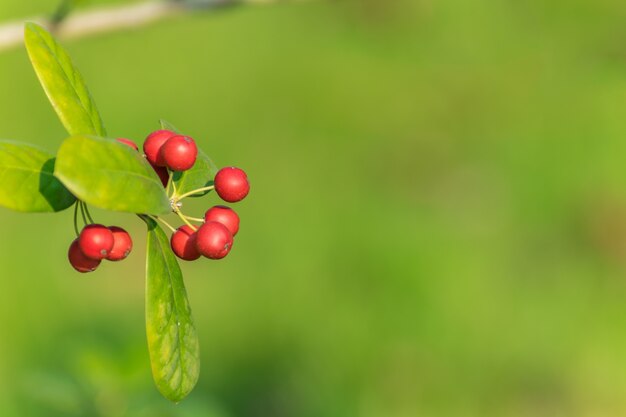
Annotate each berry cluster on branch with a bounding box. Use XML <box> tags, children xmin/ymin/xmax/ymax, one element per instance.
<box><xmin>68</xmin><ymin>128</ymin><xmax>250</xmax><ymax>272</ymax></box>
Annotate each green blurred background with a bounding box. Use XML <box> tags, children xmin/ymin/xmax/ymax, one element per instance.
<box><xmin>2</xmin><ymin>0</ymin><xmax>626</xmax><ymax>416</ymax></box>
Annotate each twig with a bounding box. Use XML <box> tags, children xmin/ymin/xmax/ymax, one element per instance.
<box><xmin>0</xmin><ymin>0</ymin><xmax>305</xmax><ymax>53</ymax></box>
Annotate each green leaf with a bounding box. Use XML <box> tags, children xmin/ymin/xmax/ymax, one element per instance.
<box><xmin>24</xmin><ymin>22</ymin><xmax>106</xmax><ymax>137</ymax></box>
<box><xmin>144</xmin><ymin>216</ymin><xmax>200</xmax><ymax>403</ymax></box>
<box><xmin>0</xmin><ymin>140</ymin><xmax>76</xmax><ymax>212</ymax></box>
<box><xmin>159</xmin><ymin>119</ymin><xmax>181</xmax><ymax>133</ymax></box>
<box><xmin>54</xmin><ymin>135</ymin><xmax>171</xmax><ymax>214</ymax></box>
<box><xmin>173</xmin><ymin>148</ymin><xmax>218</xmax><ymax>198</ymax></box>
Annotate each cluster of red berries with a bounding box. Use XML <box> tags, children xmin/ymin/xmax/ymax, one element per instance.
<box><xmin>170</xmin><ymin>165</ymin><xmax>248</xmax><ymax>260</ymax></box>
<box><xmin>171</xmin><ymin>202</ymin><xmax>241</xmax><ymax>261</ymax></box>
<box><xmin>68</xmin><ymin>225</ymin><xmax>132</xmax><ymax>272</ymax></box>
<box><xmin>67</xmin><ymin>128</ymin><xmax>250</xmax><ymax>272</ymax></box>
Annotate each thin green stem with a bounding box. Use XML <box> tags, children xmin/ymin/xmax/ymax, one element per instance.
<box><xmin>181</xmin><ymin>214</ymin><xmax>205</xmax><ymax>223</ymax></box>
<box><xmin>166</xmin><ymin>169</ymin><xmax>173</xmax><ymax>195</ymax></box>
<box><xmin>73</xmin><ymin>201</ymin><xmax>80</xmax><ymax>237</ymax></box>
<box><xmin>152</xmin><ymin>215</ymin><xmax>177</xmax><ymax>233</ymax></box>
<box><xmin>174</xmin><ymin>208</ymin><xmax>197</xmax><ymax>231</ymax></box>
<box><xmin>78</xmin><ymin>200</ymin><xmax>88</xmax><ymax>226</ymax></box>
<box><xmin>175</xmin><ymin>185</ymin><xmax>215</xmax><ymax>201</ymax></box>
<box><xmin>171</xmin><ymin>179</ymin><xmax>178</xmax><ymax>199</ymax></box>
<box><xmin>82</xmin><ymin>201</ymin><xmax>95</xmax><ymax>224</ymax></box>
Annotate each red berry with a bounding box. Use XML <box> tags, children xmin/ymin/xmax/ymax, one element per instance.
<box><xmin>160</xmin><ymin>135</ymin><xmax>198</xmax><ymax>171</ymax></box>
<box><xmin>107</xmin><ymin>226</ymin><xmax>133</xmax><ymax>261</ymax></box>
<box><xmin>171</xmin><ymin>225</ymin><xmax>201</xmax><ymax>261</ymax></box>
<box><xmin>195</xmin><ymin>221</ymin><xmax>234</xmax><ymax>259</ymax></box>
<box><xmin>148</xmin><ymin>161</ymin><xmax>169</xmax><ymax>187</ymax></box>
<box><xmin>204</xmin><ymin>205</ymin><xmax>240</xmax><ymax>236</ymax></box>
<box><xmin>214</xmin><ymin>167</ymin><xmax>250</xmax><ymax>203</ymax></box>
<box><xmin>68</xmin><ymin>239</ymin><xmax>101</xmax><ymax>273</ymax></box>
<box><xmin>78</xmin><ymin>224</ymin><xmax>115</xmax><ymax>260</ymax></box>
<box><xmin>143</xmin><ymin>129</ymin><xmax>175</xmax><ymax>166</ymax></box>
<box><xmin>116</xmin><ymin>137</ymin><xmax>139</xmax><ymax>151</ymax></box>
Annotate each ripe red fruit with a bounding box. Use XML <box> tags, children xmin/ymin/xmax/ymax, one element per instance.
<box><xmin>116</xmin><ymin>137</ymin><xmax>139</xmax><ymax>151</ymax></box>
<box><xmin>214</xmin><ymin>167</ymin><xmax>250</xmax><ymax>203</ymax></box>
<box><xmin>143</xmin><ymin>129</ymin><xmax>175</xmax><ymax>166</ymax></box>
<box><xmin>78</xmin><ymin>224</ymin><xmax>115</xmax><ymax>260</ymax></box>
<box><xmin>160</xmin><ymin>135</ymin><xmax>198</xmax><ymax>171</ymax></box>
<box><xmin>171</xmin><ymin>225</ymin><xmax>201</xmax><ymax>261</ymax></box>
<box><xmin>107</xmin><ymin>226</ymin><xmax>133</xmax><ymax>261</ymax></box>
<box><xmin>195</xmin><ymin>221</ymin><xmax>234</xmax><ymax>260</ymax></box>
<box><xmin>68</xmin><ymin>239</ymin><xmax>101</xmax><ymax>273</ymax></box>
<box><xmin>204</xmin><ymin>205</ymin><xmax>240</xmax><ymax>236</ymax></box>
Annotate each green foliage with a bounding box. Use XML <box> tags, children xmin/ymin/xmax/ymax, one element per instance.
<box><xmin>54</xmin><ymin>135</ymin><xmax>171</xmax><ymax>215</ymax></box>
<box><xmin>159</xmin><ymin>119</ymin><xmax>181</xmax><ymax>133</ymax></box>
<box><xmin>144</xmin><ymin>216</ymin><xmax>200</xmax><ymax>403</ymax></box>
<box><xmin>0</xmin><ymin>140</ymin><xmax>75</xmax><ymax>212</ymax></box>
<box><xmin>24</xmin><ymin>22</ymin><xmax>106</xmax><ymax>137</ymax></box>
<box><xmin>3</xmin><ymin>24</ymin><xmax>213</xmax><ymax>403</ymax></box>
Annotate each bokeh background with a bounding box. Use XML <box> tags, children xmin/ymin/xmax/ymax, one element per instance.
<box><xmin>2</xmin><ymin>0</ymin><xmax>626</xmax><ymax>416</ymax></box>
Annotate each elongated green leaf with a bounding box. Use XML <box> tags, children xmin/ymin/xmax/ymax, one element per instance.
<box><xmin>55</xmin><ymin>135</ymin><xmax>171</xmax><ymax>214</ymax></box>
<box><xmin>173</xmin><ymin>148</ymin><xmax>217</xmax><ymax>198</ymax></box>
<box><xmin>144</xmin><ymin>216</ymin><xmax>200</xmax><ymax>402</ymax></box>
<box><xmin>0</xmin><ymin>140</ymin><xmax>75</xmax><ymax>212</ymax></box>
<box><xmin>24</xmin><ymin>22</ymin><xmax>106</xmax><ymax>137</ymax></box>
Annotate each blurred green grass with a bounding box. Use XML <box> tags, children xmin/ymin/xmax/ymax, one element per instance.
<box><xmin>3</xmin><ymin>0</ymin><xmax>626</xmax><ymax>416</ymax></box>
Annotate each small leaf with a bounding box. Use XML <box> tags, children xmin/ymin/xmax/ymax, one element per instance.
<box><xmin>24</xmin><ymin>23</ymin><xmax>106</xmax><ymax>137</ymax></box>
<box><xmin>55</xmin><ymin>135</ymin><xmax>171</xmax><ymax>214</ymax></box>
<box><xmin>159</xmin><ymin>119</ymin><xmax>181</xmax><ymax>134</ymax></box>
<box><xmin>173</xmin><ymin>148</ymin><xmax>218</xmax><ymax>198</ymax></box>
<box><xmin>0</xmin><ymin>140</ymin><xmax>75</xmax><ymax>212</ymax></box>
<box><xmin>144</xmin><ymin>216</ymin><xmax>200</xmax><ymax>403</ymax></box>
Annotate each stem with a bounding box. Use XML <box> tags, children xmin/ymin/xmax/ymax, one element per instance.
<box><xmin>82</xmin><ymin>201</ymin><xmax>95</xmax><ymax>224</ymax></box>
<box><xmin>175</xmin><ymin>185</ymin><xmax>214</xmax><ymax>201</ymax></box>
<box><xmin>170</xmin><ymin>178</ymin><xmax>178</xmax><ymax>199</ymax></box>
<box><xmin>73</xmin><ymin>201</ymin><xmax>80</xmax><ymax>237</ymax></box>
<box><xmin>78</xmin><ymin>200</ymin><xmax>88</xmax><ymax>225</ymax></box>
<box><xmin>152</xmin><ymin>215</ymin><xmax>177</xmax><ymax>233</ymax></box>
<box><xmin>181</xmin><ymin>215</ymin><xmax>205</xmax><ymax>223</ymax></box>
<box><xmin>0</xmin><ymin>0</ymin><xmax>311</xmax><ymax>54</ymax></box>
<box><xmin>174</xmin><ymin>208</ymin><xmax>197</xmax><ymax>231</ymax></box>
<box><xmin>166</xmin><ymin>169</ymin><xmax>173</xmax><ymax>195</ymax></box>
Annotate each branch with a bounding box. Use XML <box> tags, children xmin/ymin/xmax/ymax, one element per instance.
<box><xmin>0</xmin><ymin>0</ymin><xmax>299</xmax><ymax>53</ymax></box>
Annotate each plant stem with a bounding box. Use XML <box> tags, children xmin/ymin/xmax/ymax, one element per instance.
<box><xmin>82</xmin><ymin>201</ymin><xmax>95</xmax><ymax>223</ymax></box>
<box><xmin>170</xmin><ymin>179</ymin><xmax>178</xmax><ymax>199</ymax></box>
<box><xmin>174</xmin><ymin>208</ymin><xmax>197</xmax><ymax>231</ymax></box>
<box><xmin>166</xmin><ymin>169</ymin><xmax>173</xmax><ymax>195</ymax></box>
<box><xmin>73</xmin><ymin>201</ymin><xmax>80</xmax><ymax>236</ymax></box>
<box><xmin>175</xmin><ymin>185</ymin><xmax>214</xmax><ymax>201</ymax></box>
<box><xmin>181</xmin><ymin>215</ymin><xmax>204</xmax><ymax>223</ymax></box>
<box><xmin>78</xmin><ymin>200</ymin><xmax>88</xmax><ymax>225</ymax></box>
<box><xmin>152</xmin><ymin>215</ymin><xmax>176</xmax><ymax>233</ymax></box>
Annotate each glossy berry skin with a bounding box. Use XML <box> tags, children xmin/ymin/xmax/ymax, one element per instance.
<box><xmin>68</xmin><ymin>239</ymin><xmax>101</xmax><ymax>273</ymax></box>
<box><xmin>78</xmin><ymin>224</ymin><xmax>115</xmax><ymax>260</ymax></box>
<box><xmin>171</xmin><ymin>225</ymin><xmax>201</xmax><ymax>261</ymax></box>
<box><xmin>195</xmin><ymin>221</ymin><xmax>234</xmax><ymax>260</ymax></box>
<box><xmin>143</xmin><ymin>129</ymin><xmax>175</xmax><ymax>166</ymax></box>
<box><xmin>116</xmin><ymin>137</ymin><xmax>139</xmax><ymax>151</ymax></box>
<box><xmin>107</xmin><ymin>226</ymin><xmax>133</xmax><ymax>261</ymax></box>
<box><xmin>160</xmin><ymin>135</ymin><xmax>197</xmax><ymax>171</ymax></box>
<box><xmin>214</xmin><ymin>167</ymin><xmax>250</xmax><ymax>203</ymax></box>
<box><xmin>204</xmin><ymin>205</ymin><xmax>240</xmax><ymax>236</ymax></box>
